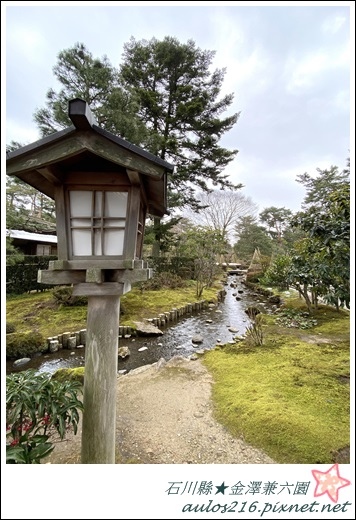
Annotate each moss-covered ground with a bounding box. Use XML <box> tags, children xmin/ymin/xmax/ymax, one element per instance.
<box><xmin>203</xmin><ymin>293</ymin><xmax>350</xmax><ymax>464</ymax></box>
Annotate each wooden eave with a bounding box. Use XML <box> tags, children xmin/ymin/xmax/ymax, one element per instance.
<box><xmin>7</xmin><ymin>121</ymin><xmax>173</xmax><ymax>217</ymax></box>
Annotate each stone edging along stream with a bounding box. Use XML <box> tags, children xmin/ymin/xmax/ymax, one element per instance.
<box><xmin>43</xmin><ymin>288</ymin><xmax>227</xmax><ymax>354</ymax></box>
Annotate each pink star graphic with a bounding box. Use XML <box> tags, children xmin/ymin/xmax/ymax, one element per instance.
<box><xmin>312</xmin><ymin>463</ymin><xmax>351</xmax><ymax>503</ymax></box>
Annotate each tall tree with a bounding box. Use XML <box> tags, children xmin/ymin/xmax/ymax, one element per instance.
<box><xmin>296</xmin><ymin>164</ymin><xmax>349</xmax><ymax>209</ymax></box>
<box><xmin>171</xmin><ymin>223</ymin><xmax>226</xmax><ymax>297</ymax></box>
<box><xmin>234</xmin><ymin>216</ymin><xmax>273</xmax><ymax>263</ymax></box>
<box><xmin>265</xmin><ymin>161</ymin><xmax>350</xmax><ymax>311</ymax></box>
<box><xmin>33</xmin><ymin>42</ymin><xmax>147</xmax><ymax>143</ymax></box>
<box><xmin>142</xmin><ymin>216</ymin><xmax>183</xmax><ymax>256</ymax></box>
<box><xmin>184</xmin><ymin>190</ymin><xmax>257</xmax><ymax>244</ymax></box>
<box><xmin>259</xmin><ymin>206</ymin><xmax>293</xmax><ymax>243</ymax></box>
<box><xmin>120</xmin><ymin>36</ymin><xmax>240</xmax><ymax>209</ymax></box>
<box><xmin>6</xmin><ymin>176</ymin><xmax>56</xmax><ymax>234</ymax></box>
<box><xmin>291</xmin><ymin>180</ymin><xmax>350</xmax><ymax>310</ymax></box>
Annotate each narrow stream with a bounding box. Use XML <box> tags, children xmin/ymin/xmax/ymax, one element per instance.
<box><xmin>7</xmin><ymin>275</ymin><xmax>276</xmax><ymax>375</ymax></box>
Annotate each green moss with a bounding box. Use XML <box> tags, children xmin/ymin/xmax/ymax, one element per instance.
<box><xmin>52</xmin><ymin>367</ymin><xmax>85</xmax><ymax>384</ymax></box>
<box><xmin>6</xmin><ymin>292</ymin><xmax>87</xmax><ymax>339</ymax></box>
<box><xmin>6</xmin><ymin>322</ymin><xmax>16</xmax><ymax>334</ymax></box>
<box><xmin>120</xmin><ymin>283</ymin><xmax>219</xmax><ymax>324</ymax></box>
<box><xmin>203</xmin><ymin>302</ymin><xmax>350</xmax><ymax>464</ymax></box>
<box><xmin>6</xmin><ymin>331</ymin><xmax>46</xmax><ymax>359</ymax></box>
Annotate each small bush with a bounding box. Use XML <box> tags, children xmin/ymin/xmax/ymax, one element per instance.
<box><xmin>261</xmin><ymin>254</ymin><xmax>291</xmax><ymax>291</ymax></box>
<box><xmin>140</xmin><ymin>272</ymin><xmax>188</xmax><ymax>291</ymax></box>
<box><xmin>275</xmin><ymin>308</ymin><xmax>317</xmax><ymax>329</ymax></box>
<box><xmin>146</xmin><ymin>256</ymin><xmax>195</xmax><ymax>279</ymax></box>
<box><xmin>246</xmin><ymin>272</ymin><xmax>262</xmax><ymax>283</ymax></box>
<box><xmin>52</xmin><ymin>286</ymin><xmax>88</xmax><ymax>307</ymax></box>
<box><xmin>245</xmin><ymin>314</ymin><xmax>264</xmax><ymax>346</ymax></box>
<box><xmin>52</xmin><ymin>367</ymin><xmax>85</xmax><ymax>385</ymax></box>
<box><xmin>6</xmin><ymin>331</ymin><xmax>45</xmax><ymax>359</ymax></box>
<box><xmin>6</xmin><ymin>323</ymin><xmax>16</xmax><ymax>334</ymax></box>
<box><xmin>6</xmin><ymin>255</ymin><xmax>57</xmax><ymax>294</ymax></box>
<box><xmin>6</xmin><ymin>369</ymin><xmax>83</xmax><ymax>464</ymax></box>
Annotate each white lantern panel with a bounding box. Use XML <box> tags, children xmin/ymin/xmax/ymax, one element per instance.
<box><xmin>105</xmin><ymin>192</ymin><xmax>127</xmax><ymax>218</ymax></box>
<box><xmin>69</xmin><ymin>190</ymin><xmax>128</xmax><ymax>257</ymax></box>
<box><xmin>105</xmin><ymin>220</ymin><xmax>125</xmax><ymax>228</ymax></box>
<box><xmin>70</xmin><ymin>191</ymin><xmax>92</xmax><ymax>217</ymax></box>
<box><xmin>104</xmin><ymin>229</ymin><xmax>125</xmax><ymax>255</ymax></box>
<box><xmin>72</xmin><ymin>229</ymin><xmax>92</xmax><ymax>256</ymax></box>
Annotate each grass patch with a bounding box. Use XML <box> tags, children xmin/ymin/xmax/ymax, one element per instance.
<box><xmin>121</xmin><ymin>281</ymin><xmax>219</xmax><ymax>326</ymax></box>
<box><xmin>202</xmin><ymin>302</ymin><xmax>350</xmax><ymax>464</ymax></box>
<box><xmin>6</xmin><ymin>291</ymin><xmax>88</xmax><ymax>339</ymax></box>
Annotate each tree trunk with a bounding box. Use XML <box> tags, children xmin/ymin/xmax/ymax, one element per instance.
<box><xmin>151</xmin><ymin>216</ymin><xmax>161</xmax><ymax>258</ymax></box>
<box><xmin>294</xmin><ymin>284</ymin><xmax>312</xmax><ymax>314</ymax></box>
<box><xmin>301</xmin><ymin>284</ymin><xmax>313</xmax><ymax>314</ymax></box>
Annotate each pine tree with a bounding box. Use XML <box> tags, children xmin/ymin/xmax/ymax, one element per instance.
<box><xmin>33</xmin><ymin>42</ymin><xmax>147</xmax><ymax>144</ymax></box>
<box><xmin>120</xmin><ymin>36</ymin><xmax>240</xmax><ymax>209</ymax></box>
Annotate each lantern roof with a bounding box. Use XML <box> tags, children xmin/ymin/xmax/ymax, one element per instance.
<box><xmin>6</xmin><ymin>99</ymin><xmax>174</xmax><ymax>217</ymax></box>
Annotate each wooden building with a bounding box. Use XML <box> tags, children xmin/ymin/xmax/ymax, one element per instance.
<box><xmin>7</xmin><ymin>229</ymin><xmax>58</xmax><ymax>256</ymax></box>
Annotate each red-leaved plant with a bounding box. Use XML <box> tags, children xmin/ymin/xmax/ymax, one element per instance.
<box><xmin>6</xmin><ymin>369</ymin><xmax>83</xmax><ymax>464</ymax></box>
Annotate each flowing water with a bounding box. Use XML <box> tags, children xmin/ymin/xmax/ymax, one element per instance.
<box><xmin>7</xmin><ymin>275</ymin><xmax>276</xmax><ymax>376</ymax></box>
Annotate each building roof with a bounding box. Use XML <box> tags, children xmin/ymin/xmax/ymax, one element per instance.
<box><xmin>7</xmin><ymin>229</ymin><xmax>57</xmax><ymax>244</ymax></box>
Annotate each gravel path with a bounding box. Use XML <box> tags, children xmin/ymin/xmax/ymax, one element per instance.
<box><xmin>46</xmin><ymin>356</ymin><xmax>275</xmax><ymax>464</ymax></box>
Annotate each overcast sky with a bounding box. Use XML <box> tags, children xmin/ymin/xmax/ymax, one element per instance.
<box><xmin>3</xmin><ymin>1</ymin><xmax>353</xmax><ymax>214</ymax></box>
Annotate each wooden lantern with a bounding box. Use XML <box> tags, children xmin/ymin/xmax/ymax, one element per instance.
<box><xmin>6</xmin><ymin>99</ymin><xmax>175</xmax><ymax>464</ymax></box>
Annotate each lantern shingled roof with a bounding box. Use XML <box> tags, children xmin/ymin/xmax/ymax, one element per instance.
<box><xmin>6</xmin><ymin>99</ymin><xmax>174</xmax><ymax>217</ymax></box>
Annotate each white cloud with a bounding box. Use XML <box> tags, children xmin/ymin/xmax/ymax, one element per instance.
<box><xmin>224</xmin><ymin>156</ymin><xmax>291</xmax><ymax>212</ymax></box>
<box><xmin>237</xmin><ymin>49</ymin><xmax>269</xmax><ymax>86</ymax></box>
<box><xmin>333</xmin><ymin>89</ymin><xmax>350</xmax><ymax>112</ymax></box>
<box><xmin>6</xmin><ymin>118</ymin><xmax>40</xmax><ymax>146</ymax></box>
<box><xmin>285</xmin><ymin>52</ymin><xmax>326</xmax><ymax>92</ymax></box>
<box><xmin>304</xmin><ymin>86</ymin><xmax>350</xmax><ymax>121</ymax></box>
<box><xmin>7</xmin><ymin>25</ymin><xmax>47</xmax><ymax>65</ymax></box>
<box><xmin>209</xmin><ymin>8</ymin><xmax>246</xmax><ymax>50</ymax></box>
<box><xmin>209</xmin><ymin>10</ymin><xmax>270</xmax><ymax>97</ymax></box>
<box><xmin>322</xmin><ymin>15</ymin><xmax>347</xmax><ymax>34</ymax></box>
<box><xmin>225</xmin><ymin>153</ymin><xmax>347</xmax><ymax>213</ymax></box>
<box><xmin>285</xmin><ymin>44</ymin><xmax>350</xmax><ymax>93</ymax></box>
<box><xmin>215</xmin><ymin>45</ymin><xmax>271</xmax><ymax>102</ymax></box>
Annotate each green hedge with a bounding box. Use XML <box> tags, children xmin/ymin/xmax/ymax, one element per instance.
<box><xmin>6</xmin><ymin>255</ymin><xmax>57</xmax><ymax>294</ymax></box>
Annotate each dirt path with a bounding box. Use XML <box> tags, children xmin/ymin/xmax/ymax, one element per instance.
<box><xmin>46</xmin><ymin>356</ymin><xmax>275</xmax><ymax>464</ymax></box>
